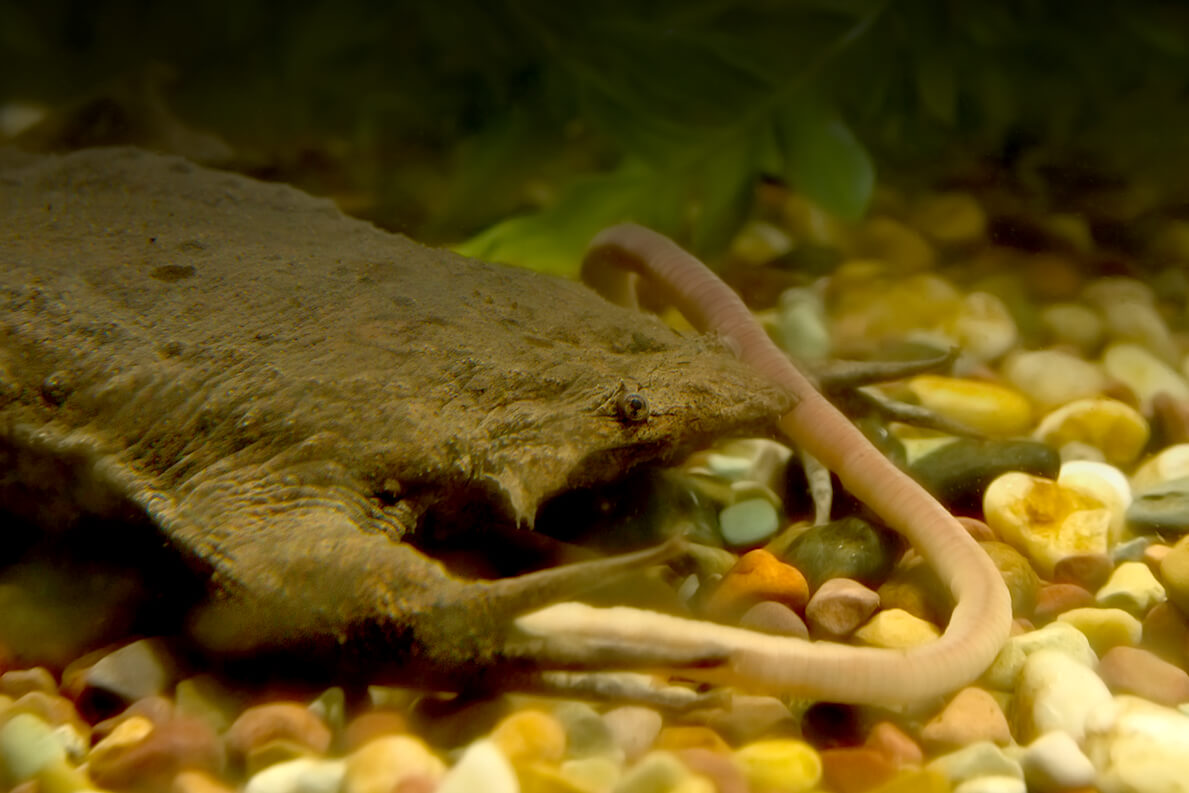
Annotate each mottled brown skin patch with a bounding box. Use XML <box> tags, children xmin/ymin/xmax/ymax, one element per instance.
<box><xmin>0</xmin><ymin>147</ymin><xmax>791</xmax><ymax>692</ymax></box>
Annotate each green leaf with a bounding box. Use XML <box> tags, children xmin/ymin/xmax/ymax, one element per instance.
<box><xmin>776</xmin><ymin>102</ymin><xmax>875</xmax><ymax>220</ymax></box>
<box><xmin>454</xmin><ymin>161</ymin><xmax>659</xmax><ymax>275</ymax></box>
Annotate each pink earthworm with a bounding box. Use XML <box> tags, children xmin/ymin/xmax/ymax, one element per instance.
<box><xmin>517</xmin><ymin>223</ymin><xmax>1012</xmax><ymax>705</ymax></box>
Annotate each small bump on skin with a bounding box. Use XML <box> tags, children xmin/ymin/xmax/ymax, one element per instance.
<box><xmin>41</xmin><ymin>371</ymin><xmax>72</xmax><ymax>405</ymax></box>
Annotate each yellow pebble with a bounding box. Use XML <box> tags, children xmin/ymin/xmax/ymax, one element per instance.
<box><xmin>907</xmin><ymin>375</ymin><xmax>1032</xmax><ymax>437</ymax></box>
<box><xmin>343</xmin><ymin>735</ymin><xmax>446</xmax><ymax>793</ymax></box>
<box><xmin>983</xmin><ymin>472</ymin><xmax>1111</xmax><ymax>578</ymax></box>
<box><xmin>669</xmin><ymin>774</ymin><xmax>717</xmax><ymax>793</ymax></box>
<box><xmin>34</xmin><ymin>761</ymin><xmax>92</xmax><ymax>793</ymax></box>
<box><xmin>945</xmin><ymin>292</ymin><xmax>1018</xmax><ymax>362</ymax></box>
<box><xmin>734</xmin><ymin>739</ymin><xmax>822</xmax><ymax>793</ymax></box>
<box><xmin>855</xmin><ymin>216</ymin><xmax>935</xmax><ymax>272</ymax></box>
<box><xmin>912</xmin><ymin>191</ymin><xmax>987</xmax><ymax>246</ymax></box>
<box><xmin>1033</xmin><ymin>397</ymin><xmax>1149</xmax><ymax>467</ymax></box>
<box><xmin>853</xmin><ymin>608</ymin><xmax>941</xmax><ymax>649</ymax></box>
<box><xmin>490</xmin><ymin>710</ymin><xmax>567</xmax><ymax>766</ymax></box>
<box><xmin>1057</xmin><ymin>607</ymin><xmax>1143</xmax><ymax>656</ymax></box>
<box><xmin>559</xmin><ymin>755</ymin><xmax>622</xmax><ymax>792</ymax></box>
<box><xmin>830</xmin><ymin>274</ymin><xmax>961</xmax><ymax>354</ymax></box>
<box><xmin>88</xmin><ymin>715</ymin><xmax>154</xmax><ymax>765</ymax></box>
<box><xmin>654</xmin><ymin>726</ymin><xmax>731</xmax><ymax>753</ymax></box>
<box><xmin>783</xmin><ymin>193</ymin><xmax>848</xmax><ymax>247</ymax></box>
<box><xmin>519</xmin><ymin>761</ymin><xmax>601</xmax><ymax>793</ymax></box>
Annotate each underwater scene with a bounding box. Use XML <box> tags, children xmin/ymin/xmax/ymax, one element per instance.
<box><xmin>4</xmin><ymin>2</ymin><xmax>1189</xmax><ymax>792</ymax></box>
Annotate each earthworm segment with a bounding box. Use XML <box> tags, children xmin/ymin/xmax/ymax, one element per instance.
<box><xmin>515</xmin><ymin>224</ymin><xmax>1013</xmax><ymax>705</ymax></box>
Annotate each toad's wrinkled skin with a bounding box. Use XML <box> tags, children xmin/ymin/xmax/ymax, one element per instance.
<box><xmin>0</xmin><ymin>148</ymin><xmax>792</xmax><ymax>698</ymax></box>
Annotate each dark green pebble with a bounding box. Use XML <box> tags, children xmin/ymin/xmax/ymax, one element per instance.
<box><xmin>1128</xmin><ymin>477</ymin><xmax>1189</xmax><ymax>533</ymax></box>
<box><xmin>767</xmin><ymin>516</ymin><xmax>900</xmax><ymax>591</ymax></box>
<box><xmin>910</xmin><ymin>438</ymin><xmax>1059</xmax><ymax>513</ymax></box>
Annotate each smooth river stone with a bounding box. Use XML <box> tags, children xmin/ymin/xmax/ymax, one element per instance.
<box><xmin>1102</xmin><ymin>341</ymin><xmax>1189</xmax><ymax>408</ymax></box>
<box><xmin>910</xmin><ymin>438</ymin><xmax>1059</xmax><ymax>514</ymax></box>
<box><xmin>1017</xmin><ymin>730</ymin><xmax>1095</xmax><ymax>793</ymax></box>
<box><xmin>0</xmin><ymin>668</ymin><xmax>56</xmax><ymax>699</ymax></box>
<box><xmin>1094</xmin><ymin>560</ymin><xmax>1165</xmax><ymax>617</ymax></box>
<box><xmin>983</xmin><ymin>472</ymin><xmax>1112</xmax><ymax>578</ymax></box>
<box><xmin>718</xmin><ymin>498</ymin><xmax>780</xmax><ymax>548</ymax></box>
<box><xmin>1097</xmin><ymin>645</ymin><xmax>1189</xmax><ymax>706</ymax></box>
<box><xmin>906</xmin><ymin>375</ymin><xmax>1033</xmax><ymax>437</ymax></box>
<box><xmin>804</xmin><ymin>578</ymin><xmax>879</xmax><ymax>638</ymax></box>
<box><xmin>1032</xmin><ymin>397</ymin><xmax>1149</xmax><ymax>468</ymax></box>
<box><xmin>1161</xmin><ymin>533</ymin><xmax>1189</xmax><ymax>617</ymax></box>
<box><xmin>1033</xmin><ymin>583</ymin><xmax>1095</xmax><ymax>623</ymax></box>
<box><xmin>919</xmin><ymin>687</ymin><xmax>1012</xmax><ymax>749</ymax></box>
<box><xmin>819</xmin><ymin>747</ymin><xmax>898</xmax><ymax>793</ymax></box>
<box><xmin>602</xmin><ymin>706</ymin><xmax>663</xmax><ymax>763</ymax></box>
<box><xmin>702</xmin><ymin>549</ymin><xmax>809</xmax><ymax>621</ymax></box>
<box><xmin>244</xmin><ymin>757</ymin><xmax>346</xmax><ymax>793</ymax></box>
<box><xmin>1129</xmin><ymin>476</ymin><xmax>1189</xmax><ymax>533</ymax></box>
<box><xmin>1057</xmin><ymin>459</ymin><xmax>1131</xmax><ymax>543</ymax></box>
<box><xmin>437</xmin><ymin>740</ymin><xmax>518</xmax><ymax>793</ymax></box>
<box><xmin>734</xmin><ymin>739</ymin><xmax>822</xmax><ymax>793</ymax></box>
<box><xmin>1040</xmin><ymin>302</ymin><xmax>1104</xmax><ymax>354</ymax></box>
<box><xmin>1084</xmin><ymin>695</ymin><xmax>1189</xmax><ymax>793</ymax></box>
<box><xmin>770</xmin><ymin>517</ymin><xmax>900</xmax><ymax>592</ymax></box>
<box><xmin>981</xmin><ymin>621</ymin><xmax>1096</xmax><ymax>692</ymax></box>
<box><xmin>226</xmin><ymin>702</ymin><xmax>332</xmax><ymax>760</ymax></box>
<box><xmin>1056</xmin><ymin>607</ymin><xmax>1142</xmax><ymax>657</ymax></box>
<box><xmin>1015</xmin><ymin>649</ymin><xmax>1112</xmax><ymax>743</ymax></box>
<box><xmin>947</xmin><ymin>291</ymin><xmax>1019</xmax><ymax>363</ymax></box>
<box><xmin>1131</xmin><ymin>443</ymin><xmax>1189</xmax><ymax>490</ymax></box>
<box><xmin>927</xmin><ymin>742</ymin><xmax>1023</xmax><ymax>787</ymax></box>
<box><xmin>853</xmin><ymin>609</ymin><xmax>940</xmax><ymax>649</ymax></box>
<box><xmin>1001</xmin><ymin>348</ymin><xmax>1107</xmax><ymax>412</ymax></box>
<box><xmin>738</xmin><ymin>601</ymin><xmax>809</xmax><ymax>638</ymax></box>
<box><xmin>912</xmin><ymin>191</ymin><xmax>987</xmax><ymax>246</ymax></box>
<box><xmin>342</xmin><ymin>735</ymin><xmax>445</xmax><ymax>793</ymax></box>
<box><xmin>490</xmin><ymin>709</ymin><xmax>566</xmax><ymax>766</ymax></box>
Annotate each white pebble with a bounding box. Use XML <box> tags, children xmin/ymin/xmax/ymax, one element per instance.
<box><xmin>1019</xmin><ymin>730</ymin><xmax>1096</xmax><ymax>793</ymax></box>
<box><xmin>1095</xmin><ymin>560</ymin><xmax>1166</xmax><ymax>617</ymax></box>
<box><xmin>949</xmin><ymin>291</ymin><xmax>1018</xmax><ymax>362</ymax></box>
<box><xmin>1016</xmin><ymin>649</ymin><xmax>1112</xmax><ymax>743</ymax></box>
<box><xmin>1085</xmin><ymin>695</ymin><xmax>1189</xmax><ymax>793</ymax></box>
<box><xmin>438</xmin><ymin>740</ymin><xmax>519</xmax><ymax>793</ymax></box>
<box><xmin>602</xmin><ymin>706</ymin><xmax>663</xmax><ymax>762</ymax></box>
<box><xmin>953</xmin><ymin>775</ymin><xmax>1027</xmax><ymax>793</ymax></box>
<box><xmin>1002</xmin><ymin>348</ymin><xmax>1106</xmax><ymax>412</ymax></box>
<box><xmin>245</xmin><ymin>757</ymin><xmax>346</xmax><ymax>793</ymax></box>
<box><xmin>983</xmin><ymin>471</ymin><xmax>1112</xmax><ymax>577</ymax></box>
<box><xmin>1041</xmin><ymin>302</ymin><xmax>1104</xmax><ymax>353</ymax></box>
<box><xmin>1058</xmin><ymin>460</ymin><xmax>1131</xmax><ymax>543</ymax></box>
<box><xmin>928</xmin><ymin>741</ymin><xmax>1024</xmax><ymax>785</ymax></box>
<box><xmin>1132</xmin><ymin>443</ymin><xmax>1189</xmax><ymax>491</ymax></box>
<box><xmin>1102</xmin><ymin>342</ymin><xmax>1189</xmax><ymax>409</ymax></box>
<box><xmin>981</xmin><ymin>621</ymin><xmax>1097</xmax><ymax>691</ymax></box>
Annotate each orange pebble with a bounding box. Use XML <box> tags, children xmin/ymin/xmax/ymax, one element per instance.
<box><xmin>703</xmin><ymin>549</ymin><xmax>809</xmax><ymax>621</ymax></box>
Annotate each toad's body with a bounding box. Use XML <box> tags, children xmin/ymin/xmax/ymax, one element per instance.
<box><xmin>0</xmin><ymin>147</ymin><xmax>789</xmax><ymax>692</ymax></box>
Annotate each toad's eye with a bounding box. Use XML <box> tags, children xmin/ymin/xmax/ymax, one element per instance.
<box><xmin>616</xmin><ymin>391</ymin><xmax>650</xmax><ymax>423</ymax></box>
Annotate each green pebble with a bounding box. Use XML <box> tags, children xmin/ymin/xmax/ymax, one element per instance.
<box><xmin>0</xmin><ymin>713</ymin><xmax>65</xmax><ymax>785</ymax></box>
<box><xmin>772</xmin><ymin>517</ymin><xmax>899</xmax><ymax>591</ymax></box>
<box><xmin>984</xmin><ymin>541</ymin><xmax>1040</xmax><ymax>618</ymax></box>
<box><xmin>553</xmin><ymin>701</ymin><xmax>617</xmax><ymax>759</ymax></box>
<box><xmin>1128</xmin><ymin>477</ymin><xmax>1189</xmax><ymax>533</ymax></box>
<box><xmin>719</xmin><ymin>498</ymin><xmax>780</xmax><ymax>548</ymax></box>
<box><xmin>611</xmin><ymin>750</ymin><xmax>686</xmax><ymax>793</ymax></box>
<box><xmin>910</xmin><ymin>438</ymin><xmax>1059</xmax><ymax>513</ymax></box>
